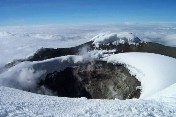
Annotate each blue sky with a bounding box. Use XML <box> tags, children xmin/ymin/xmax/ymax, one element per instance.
<box><xmin>0</xmin><ymin>0</ymin><xmax>176</xmax><ymax>26</ymax></box>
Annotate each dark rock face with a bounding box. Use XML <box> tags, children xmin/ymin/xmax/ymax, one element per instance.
<box><xmin>74</xmin><ymin>61</ymin><xmax>141</xmax><ymax>99</ymax></box>
<box><xmin>40</xmin><ymin>68</ymin><xmax>92</xmax><ymax>98</ymax></box>
<box><xmin>40</xmin><ymin>61</ymin><xmax>141</xmax><ymax>100</ymax></box>
<box><xmin>29</xmin><ymin>48</ymin><xmax>76</xmax><ymax>61</ymax></box>
<box><xmin>97</xmin><ymin>42</ymin><xmax>176</xmax><ymax>58</ymax></box>
<box><xmin>28</xmin><ymin>41</ymin><xmax>93</xmax><ymax>61</ymax></box>
<box><xmin>4</xmin><ymin>41</ymin><xmax>176</xmax><ymax>71</ymax></box>
<box><xmin>27</xmin><ymin>41</ymin><xmax>176</xmax><ymax>63</ymax></box>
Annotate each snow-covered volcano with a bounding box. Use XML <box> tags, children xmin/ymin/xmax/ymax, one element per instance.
<box><xmin>0</xmin><ymin>26</ymin><xmax>176</xmax><ymax>116</ymax></box>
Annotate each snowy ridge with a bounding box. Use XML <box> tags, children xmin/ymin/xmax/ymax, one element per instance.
<box><xmin>104</xmin><ymin>52</ymin><xmax>176</xmax><ymax>98</ymax></box>
<box><xmin>91</xmin><ymin>32</ymin><xmax>141</xmax><ymax>47</ymax></box>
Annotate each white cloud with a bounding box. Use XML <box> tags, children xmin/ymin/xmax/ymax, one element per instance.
<box><xmin>17</xmin><ymin>68</ymin><xmax>44</xmax><ymax>90</ymax></box>
<box><xmin>0</xmin><ymin>62</ymin><xmax>45</xmax><ymax>90</ymax></box>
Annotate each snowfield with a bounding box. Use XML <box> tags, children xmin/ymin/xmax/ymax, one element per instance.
<box><xmin>1</xmin><ymin>24</ymin><xmax>176</xmax><ymax>116</ymax></box>
<box><xmin>104</xmin><ymin>53</ymin><xmax>176</xmax><ymax>98</ymax></box>
<box><xmin>0</xmin><ymin>86</ymin><xmax>176</xmax><ymax>117</ymax></box>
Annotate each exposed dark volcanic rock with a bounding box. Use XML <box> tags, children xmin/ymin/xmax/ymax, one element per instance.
<box><xmin>29</xmin><ymin>48</ymin><xmax>76</xmax><ymax>61</ymax></box>
<box><xmin>97</xmin><ymin>42</ymin><xmax>176</xmax><ymax>58</ymax></box>
<box><xmin>40</xmin><ymin>61</ymin><xmax>141</xmax><ymax>99</ymax></box>
<box><xmin>28</xmin><ymin>41</ymin><xmax>176</xmax><ymax>62</ymax></box>
<box><xmin>3</xmin><ymin>40</ymin><xmax>176</xmax><ymax>74</ymax></box>
<box><xmin>73</xmin><ymin>61</ymin><xmax>141</xmax><ymax>99</ymax></box>
<box><xmin>1</xmin><ymin>41</ymin><xmax>93</xmax><ymax>72</ymax></box>
<box><xmin>40</xmin><ymin>68</ymin><xmax>92</xmax><ymax>98</ymax></box>
<box><xmin>28</xmin><ymin>41</ymin><xmax>93</xmax><ymax>61</ymax></box>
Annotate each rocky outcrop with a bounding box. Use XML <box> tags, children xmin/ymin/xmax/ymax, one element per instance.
<box><xmin>40</xmin><ymin>61</ymin><xmax>141</xmax><ymax>99</ymax></box>
<box><xmin>27</xmin><ymin>41</ymin><xmax>176</xmax><ymax>62</ymax></box>
<box><xmin>39</xmin><ymin>68</ymin><xmax>92</xmax><ymax>98</ymax></box>
<box><xmin>97</xmin><ymin>42</ymin><xmax>176</xmax><ymax>58</ymax></box>
<box><xmin>28</xmin><ymin>41</ymin><xmax>93</xmax><ymax>61</ymax></box>
<box><xmin>4</xmin><ymin>40</ymin><xmax>176</xmax><ymax>71</ymax></box>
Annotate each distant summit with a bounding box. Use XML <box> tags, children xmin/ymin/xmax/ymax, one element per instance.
<box><xmin>91</xmin><ymin>32</ymin><xmax>141</xmax><ymax>47</ymax></box>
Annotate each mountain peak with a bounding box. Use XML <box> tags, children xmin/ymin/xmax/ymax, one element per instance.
<box><xmin>91</xmin><ymin>32</ymin><xmax>141</xmax><ymax>47</ymax></box>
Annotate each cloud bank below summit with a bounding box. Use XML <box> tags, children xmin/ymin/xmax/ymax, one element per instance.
<box><xmin>1</xmin><ymin>23</ymin><xmax>176</xmax><ymax>67</ymax></box>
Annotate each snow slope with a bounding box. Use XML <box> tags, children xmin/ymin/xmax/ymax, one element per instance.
<box><xmin>0</xmin><ymin>86</ymin><xmax>175</xmax><ymax>117</ymax></box>
<box><xmin>104</xmin><ymin>52</ymin><xmax>176</xmax><ymax>98</ymax></box>
<box><xmin>149</xmin><ymin>83</ymin><xmax>176</xmax><ymax>107</ymax></box>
